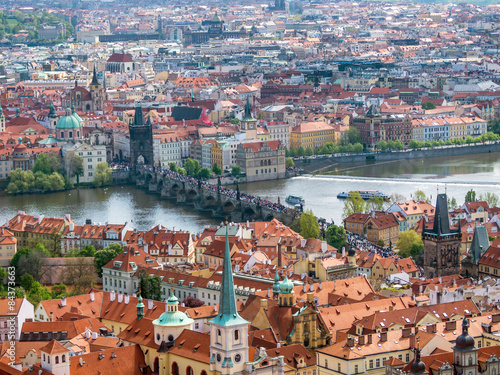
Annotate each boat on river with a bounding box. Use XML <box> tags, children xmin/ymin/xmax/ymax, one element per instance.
<box><xmin>337</xmin><ymin>190</ymin><xmax>389</xmax><ymax>201</ymax></box>
<box><xmin>286</xmin><ymin>195</ymin><xmax>305</xmax><ymax>205</ymax></box>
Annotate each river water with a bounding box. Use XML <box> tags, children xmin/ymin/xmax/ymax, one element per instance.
<box><xmin>1</xmin><ymin>152</ymin><xmax>500</xmax><ymax>232</ymax></box>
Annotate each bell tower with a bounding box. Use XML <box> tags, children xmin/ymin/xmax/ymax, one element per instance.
<box><xmin>48</xmin><ymin>102</ymin><xmax>58</xmax><ymax>133</ymax></box>
<box><xmin>0</xmin><ymin>104</ymin><xmax>5</xmax><ymax>133</ymax></box>
<box><xmin>209</xmin><ymin>224</ymin><xmax>250</xmax><ymax>375</ymax></box>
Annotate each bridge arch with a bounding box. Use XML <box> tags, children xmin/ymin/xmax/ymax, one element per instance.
<box><xmin>204</xmin><ymin>195</ymin><xmax>217</xmax><ymax>208</ymax></box>
<box><xmin>186</xmin><ymin>189</ymin><xmax>198</xmax><ymax>202</ymax></box>
<box><xmin>264</xmin><ymin>214</ymin><xmax>274</xmax><ymax>221</ymax></box>
<box><xmin>171</xmin><ymin>183</ymin><xmax>180</xmax><ymax>195</ymax></box>
<box><xmin>222</xmin><ymin>200</ymin><xmax>235</xmax><ymax>213</ymax></box>
<box><xmin>145</xmin><ymin>173</ymin><xmax>152</xmax><ymax>184</ymax></box>
<box><xmin>243</xmin><ymin>206</ymin><xmax>256</xmax><ymax>220</ymax></box>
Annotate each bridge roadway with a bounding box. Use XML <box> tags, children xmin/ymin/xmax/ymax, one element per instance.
<box><xmin>137</xmin><ymin>168</ymin><xmax>297</xmax><ymax>225</ymax></box>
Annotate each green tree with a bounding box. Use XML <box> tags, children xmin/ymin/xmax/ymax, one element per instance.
<box><xmin>94</xmin><ymin>244</ymin><xmax>123</xmax><ymax>278</ymax></box>
<box><xmin>489</xmin><ymin>119</ymin><xmax>500</xmax><ymax>135</ymax></box>
<box><xmin>377</xmin><ymin>239</ymin><xmax>386</xmax><ymax>247</ymax></box>
<box><xmin>422</xmin><ymin>102</ymin><xmax>436</xmax><ymax>110</ymax></box>
<box><xmin>199</xmin><ymin>167</ymin><xmax>211</xmax><ymax>180</ymax></box>
<box><xmin>465</xmin><ymin>189</ymin><xmax>476</xmax><ymax>203</ymax></box>
<box><xmin>16</xmin><ymin>247</ymin><xmax>49</xmax><ymax>282</ymax></box>
<box><xmin>390</xmin><ymin>193</ymin><xmax>406</xmax><ymax>203</ymax></box>
<box><xmin>67</xmin><ymin>154</ymin><xmax>84</xmax><ymax>185</ymax></box>
<box><xmin>137</xmin><ymin>269</ymin><xmax>162</xmax><ymax>301</ymax></box>
<box><xmin>212</xmin><ymin>163</ymin><xmax>222</xmax><ymax>176</ymax></box>
<box><xmin>169</xmin><ymin>162</ymin><xmax>178</xmax><ymax>173</ymax></box>
<box><xmin>305</xmin><ymin>147</ymin><xmax>313</xmax><ymax>156</ymax></box>
<box><xmin>448</xmin><ymin>196</ymin><xmax>458</xmax><ymax>209</ymax></box>
<box><xmin>10</xmin><ymin>248</ymin><xmax>30</xmax><ymax>271</ymax></box>
<box><xmin>341</xmin><ymin>127</ymin><xmax>362</xmax><ymax>145</ymax></box>
<box><xmin>325</xmin><ymin>225</ymin><xmax>347</xmax><ymax>249</ymax></box>
<box><xmin>366</xmin><ymin>196</ymin><xmax>385</xmax><ymax>211</ymax></box>
<box><xmin>299</xmin><ymin>209</ymin><xmax>320</xmax><ymax>239</ymax></box>
<box><xmin>396</xmin><ymin>230</ymin><xmax>422</xmax><ymax>253</ymax></box>
<box><xmin>93</xmin><ymin>162</ymin><xmax>113</xmax><ymax>187</ymax></box>
<box><xmin>32</xmin><ymin>152</ymin><xmax>60</xmax><ymax>175</ymax></box>
<box><xmin>377</xmin><ymin>140</ymin><xmax>388</xmax><ymax>151</ymax></box>
<box><xmin>353</xmin><ymin>143</ymin><xmax>363</xmax><ymax>153</ymax></box>
<box><xmin>62</xmin><ymin>257</ymin><xmax>96</xmax><ymax>294</ymax></box>
<box><xmin>342</xmin><ymin>191</ymin><xmax>366</xmax><ymax>219</ymax></box>
<box><xmin>409</xmin><ymin>140</ymin><xmax>421</xmax><ymax>149</ymax></box>
<box><xmin>289</xmin><ymin>147</ymin><xmax>297</xmax><ymax>157</ymax></box>
<box><xmin>48</xmin><ymin>172</ymin><xmax>65</xmax><ymax>191</ymax></box>
<box><xmin>285</xmin><ymin>158</ymin><xmax>294</xmax><ymax>168</ymax></box>
<box><xmin>231</xmin><ymin>165</ymin><xmax>241</xmax><ymax>177</ymax></box>
<box><xmin>297</xmin><ymin>146</ymin><xmax>306</xmax><ymax>157</ymax></box>
<box><xmin>79</xmin><ymin>245</ymin><xmax>97</xmax><ymax>257</ymax></box>
<box><xmin>20</xmin><ymin>273</ymin><xmax>34</xmax><ymax>291</ymax></box>
<box><xmin>414</xmin><ymin>189</ymin><xmax>429</xmax><ymax>202</ymax></box>
<box><xmin>51</xmin><ymin>283</ymin><xmax>67</xmax><ymax>297</ymax></box>
<box><xmin>177</xmin><ymin>168</ymin><xmax>186</xmax><ymax>175</ymax></box>
<box><xmin>479</xmin><ymin>192</ymin><xmax>499</xmax><ymax>207</ymax></box>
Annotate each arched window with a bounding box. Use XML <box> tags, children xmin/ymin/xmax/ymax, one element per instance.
<box><xmin>201</xmin><ymin>371</ymin><xmax>208</xmax><ymax>375</ymax></box>
<box><xmin>172</xmin><ymin>362</ymin><xmax>179</xmax><ymax>375</ymax></box>
<box><xmin>154</xmin><ymin>357</ymin><xmax>159</xmax><ymax>373</ymax></box>
<box><xmin>60</xmin><ymin>132</ymin><xmax>64</xmax><ymax>139</ymax></box>
<box><xmin>186</xmin><ymin>366</ymin><xmax>194</xmax><ymax>375</ymax></box>
<box><xmin>469</xmin><ymin>356</ymin><xmax>473</xmax><ymax>366</ymax></box>
<box><xmin>69</xmin><ymin>131</ymin><xmax>73</xmax><ymax>139</ymax></box>
<box><xmin>234</xmin><ymin>330</ymin><xmax>239</xmax><ymax>341</ymax></box>
<box><xmin>48</xmin><ymin>356</ymin><xmax>50</xmax><ymax>364</ymax></box>
<box><xmin>62</xmin><ymin>355</ymin><xmax>66</xmax><ymax>363</ymax></box>
<box><xmin>55</xmin><ymin>356</ymin><xmax>59</xmax><ymax>364</ymax></box>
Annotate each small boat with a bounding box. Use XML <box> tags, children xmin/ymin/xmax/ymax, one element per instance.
<box><xmin>286</xmin><ymin>195</ymin><xmax>305</xmax><ymax>205</ymax></box>
<box><xmin>337</xmin><ymin>190</ymin><xmax>389</xmax><ymax>201</ymax></box>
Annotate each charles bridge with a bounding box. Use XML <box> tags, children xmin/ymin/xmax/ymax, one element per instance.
<box><xmin>135</xmin><ymin>168</ymin><xmax>297</xmax><ymax>225</ymax></box>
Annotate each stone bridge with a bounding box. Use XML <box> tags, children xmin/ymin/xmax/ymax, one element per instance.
<box><xmin>136</xmin><ymin>169</ymin><xmax>297</xmax><ymax>225</ymax></box>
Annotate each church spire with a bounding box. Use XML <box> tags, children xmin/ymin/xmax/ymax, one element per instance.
<box><xmin>133</xmin><ymin>103</ymin><xmax>144</xmax><ymax>126</ymax></box>
<box><xmin>432</xmin><ymin>193</ymin><xmax>451</xmax><ymax>235</ymax></box>
<box><xmin>242</xmin><ymin>97</ymin><xmax>254</xmax><ymax>121</ymax></box>
<box><xmin>209</xmin><ymin>224</ymin><xmax>248</xmax><ymax>326</ymax></box>
<box><xmin>91</xmin><ymin>64</ymin><xmax>99</xmax><ymax>86</ymax></box>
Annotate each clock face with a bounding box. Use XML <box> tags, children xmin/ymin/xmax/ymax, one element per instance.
<box><xmin>217</xmin><ymin>354</ymin><xmax>222</xmax><ymax>363</ymax></box>
<box><xmin>235</xmin><ymin>354</ymin><xmax>241</xmax><ymax>363</ymax></box>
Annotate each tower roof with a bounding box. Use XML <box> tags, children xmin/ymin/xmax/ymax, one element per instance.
<box><xmin>431</xmin><ymin>193</ymin><xmax>452</xmax><ymax>235</ymax></box>
<box><xmin>242</xmin><ymin>97</ymin><xmax>254</xmax><ymax>122</ymax></box>
<box><xmin>209</xmin><ymin>225</ymin><xmax>249</xmax><ymax>327</ymax></box>
<box><xmin>133</xmin><ymin>104</ymin><xmax>144</xmax><ymax>126</ymax></box>
<box><xmin>91</xmin><ymin>64</ymin><xmax>99</xmax><ymax>86</ymax></box>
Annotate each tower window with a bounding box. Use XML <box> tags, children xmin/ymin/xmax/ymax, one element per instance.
<box><xmin>234</xmin><ymin>330</ymin><xmax>239</xmax><ymax>341</ymax></box>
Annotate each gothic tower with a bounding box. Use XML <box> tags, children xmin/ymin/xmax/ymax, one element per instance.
<box><xmin>209</xmin><ymin>225</ymin><xmax>250</xmax><ymax>375</ymax></box>
<box><xmin>423</xmin><ymin>193</ymin><xmax>462</xmax><ymax>278</ymax></box>
<box><xmin>240</xmin><ymin>97</ymin><xmax>257</xmax><ymax>139</ymax></box>
<box><xmin>89</xmin><ymin>65</ymin><xmax>105</xmax><ymax>113</ymax></box>
<box><xmin>129</xmin><ymin>104</ymin><xmax>154</xmax><ymax>171</ymax></box>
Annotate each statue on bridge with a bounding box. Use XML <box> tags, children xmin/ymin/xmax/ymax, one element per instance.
<box><xmin>236</xmin><ymin>183</ymin><xmax>240</xmax><ymax>201</ymax></box>
<box><xmin>198</xmin><ymin>178</ymin><xmax>202</xmax><ymax>189</ymax></box>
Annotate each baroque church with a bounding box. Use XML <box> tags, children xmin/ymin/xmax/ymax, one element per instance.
<box><xmin>61</xmin><ymin>66</ymin><xmax>105</xmax><ymax>113</ymax></box>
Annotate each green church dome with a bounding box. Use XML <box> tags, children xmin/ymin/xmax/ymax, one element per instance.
<box><xmin>279</xmin><ymin>275</ymin><xmax>294</xmax><ymax>293</ymax></box>
<box><xmin>57</xmin><ymin>108</ymin><xmax>81</xmax><ymax>130</ymax></box>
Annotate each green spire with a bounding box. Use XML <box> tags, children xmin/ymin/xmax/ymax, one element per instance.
<box><xmin>272</xmin><ymin>271</ymin><xmax>281</xmax><ymax>296</ymax></box>
<box><xmin>16</xmin><ymin>107</ymin><xmax>20</xmax><ymax>117</ymax></box>
<box><xmin>191</xmin><ymin>89</ymin><xmax>195</xmax><ymax>102</ymax></box>
<box><xmin>209</xmin><ymin>224</ymin><xmax>249</xmax><ymax>327</ymax></box>
<box><xmin>0</xmin><ymin>104</ymin><xmax>3</xmax><ymax>118</ymax></box>
<box><xmin>242</xmin><ymin>97</ymin><xmax>254</xmax><ymax>121</ymax></box>
<box><xmin>91</xmin><ymin>64</ymin><xmax>99</xmax><ymax>86</ymax></box>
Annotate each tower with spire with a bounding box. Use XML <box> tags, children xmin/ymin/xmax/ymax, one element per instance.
<box><xmin>0</xmin><ymin>104</ymin><xmax>5</xmax><ymax>133</ymax></box>
<box><xmin>209</xmin><ymin>224</ymin><xmax>250</xmax><ymax>375</ymax></box>
<box><xmin>129</xmin><ymin>103</ymin><xmax>154</xmax><ymax>171</ymax></box>
<box><xmin>423</xmin><ymin>193</ymin><xmax>462</xmax><ymax>278</ymax></box>
<box><xmin>89</xmin><ymin>64</ymin><xmax>105</xmax><ymax>113</ymax></box>
<box><xmin>239</xmin><ymin>97</ymin><xmax>257</xmax><ymax>139</ymax></box>
<box><xmin>48</xmin><ymin>101</ymin><xmax>58</xmax><ymax>133</ymax></box>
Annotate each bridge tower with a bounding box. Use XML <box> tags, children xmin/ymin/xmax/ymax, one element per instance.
<box><xmin>129</xmin><ymin>103</ymin><xmax>154</xmax><ymax>171</ymax></box>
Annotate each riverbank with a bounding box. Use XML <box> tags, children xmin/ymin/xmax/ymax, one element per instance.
<box><xmin>295</xmin><ymin>141</ymin><xmax>500</xmax><ymax>173</ymax></box>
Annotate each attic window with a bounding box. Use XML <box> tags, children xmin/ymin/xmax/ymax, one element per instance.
<box><xmin>194</xmin><ymin>344</ymin><xmax>201</xmax><ymax>351</ymax></box>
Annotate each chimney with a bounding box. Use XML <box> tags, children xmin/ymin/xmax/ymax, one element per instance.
<box><xmin>148</xmin><ymin>299</ymin><xmax>153</xmax><ymax>310</ymax></box>
<box><xmin>61</xmin><ymin>297</ymin><xmax>66</xmax><ymax>307</ymax></box>
<box><xmin>310</xmin><ymin>283</ymin><xmax>314</xmax><ymax>292</ymax></box>
<box><xmin>118</xmin><ymin>294</ymin><xmax>123</xmax><ymax>303</ymax></box>
<box><xmin>492</xmin><ymin>314</ymin><xmax>500</xmax><ymax>324</ymax></box>
<box><xmin>321</xmin><ymin>241</ymin><xmax>327</xmax><ymax>252</ymax></box>
<box><xmin>445</xmin><ymin>321</ymin><xmax>456</xmax><ymax>331</ymax></box>
<box><xmin>261</xmin><ymin>298</ymin><xmax>268</xmax><ymax>310</ymax></box>
<box><xmin>426</xmin><ymin>324</ymin><xmax>436</xmax><ymax>334</ymax></box>
<box><xmin>50</xmin><ymin>312</ymin><xmax>53</xmax><ymax>321</ymax></box>
<box><xmin>90</xmin><ymin>292</ymin><xmax>95</xmax><ymax>302</ymax></box>
<box><xmin>367</xmin><ymin>334</ymin><xmax>372</xmax><ymax>344</ymax></box>
<box><xmin>342</xmin><ymin>246</ymin><xmax>346</xmax><ymax>258</ymax></box>
<box><xmin>144</xmin><ymin>244</ymin><xmax>148</xmax><ymax>254</ymax></box>
<box><xmin>277</xmin><ymin>242</ymin><xmax>282</xmax><ymax>268</ymax></box>
<box><xmin>125</xmin><ymin>295</ymin><xmax>130</xmax><ymax>304</ymax></box>
<box><xmin>319</xmin><ymin>282</ymin><xmax>322</xmax><ymax>290</ymax></box>
<box><xmin>92</xmin><ymin>332</ymin><xmax>98</xmax><ymax>340</ymax></box>
<box><xmin>359</xmin><ymin>336</ymin><xmax>366</xmax><ymax>345</ymax></box>
<box><xmin>267</xmin><ymin>289</ymin><xmax>271</xmax><ymax>298</ymax></box>
<box><xmin>347</xmin><ymin>337</ymin><xmax>355</xmax><ymax>347</ymax></box>
<box><xmin>307</xmin><ymin>292</ymin><xmax>314</xmax><ymax>303</ymax></box>
<box><xmin>380</xmin><ymin>332</ymin><xmax>387</xmax><ymax>342</ymax></box>
<box><xmin>303</xmin><ymin>284</ymin><xmax>307</xmax><ymax>293</ymax></box>
<box><xmin>110</xmin><ymin>290</ymin><xmax>116</xmax><ymax>302</ymax></box>
<box><xmin>301</xmin><ymin>239</ymin><xmax>306</xmax><ymax>248</ymax></box>
<box><xmin>402</xmin><ymin>327</ymin><xmax>411</xmax><ymax>338</ymax></box>
<box><xmin>69</xmin><ymin>222</ymin><xmax>74</xmax><ymax>231</ymax></box>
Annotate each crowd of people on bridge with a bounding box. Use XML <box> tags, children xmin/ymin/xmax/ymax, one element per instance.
<box><xmin>142</xmin><ymin>165</ymin><xmax>293</xmax><ymax>215</ymax></box>
<box><xmin>347</xmin><ymin>232</ymin><xmax>396</xmax><ymax>258</ymax></box>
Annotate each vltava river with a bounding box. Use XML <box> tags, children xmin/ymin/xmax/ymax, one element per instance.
<box><xmin>1</xmin><ymin>152</ymin><xmax>500</xmax><ymax>232</ymax></box>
